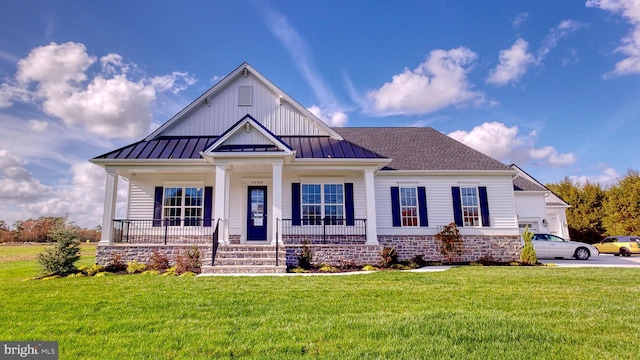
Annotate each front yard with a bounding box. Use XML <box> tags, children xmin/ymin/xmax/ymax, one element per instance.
<box><xmin>0</xmin><ymin>244</ymin><xmax>638</xmax><ymax>359</ymax></box>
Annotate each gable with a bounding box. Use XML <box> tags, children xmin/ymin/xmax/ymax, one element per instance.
<box><xmin>147</xmin><ymin>63</ymin><xmax>341</xmax><ymax>139</ymax></box>
<box><xmin>202</xmin><ymin>115</ymin><xmax>293</xmax><ymax>156</ymax></box>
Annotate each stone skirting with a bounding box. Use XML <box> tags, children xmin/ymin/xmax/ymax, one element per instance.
<box><xmin>285</xmin><ymin>244</ymin><xmax>383</xmax><ymax>267</ymax></box>
<box><xmin>96</xmin><ymin>244</ymin><xmax>212</xmax><ymax>266</ymax></box>
<box><xmin>378</xmin><ymin>235</ymin><xmax>522</xmax><ymax>263</ymax></box>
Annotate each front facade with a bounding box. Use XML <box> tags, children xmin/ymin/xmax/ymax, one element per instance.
<box><xmin>91</xmin><ymin>63</ymin><xmax>566</xmax><ymax>271</ymax></box>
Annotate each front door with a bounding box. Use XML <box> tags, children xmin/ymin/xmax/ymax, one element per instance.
<box><xmin>247</xmin><ymin>186</ymin><xmax>267</xmax><ymax>241</ymax></box>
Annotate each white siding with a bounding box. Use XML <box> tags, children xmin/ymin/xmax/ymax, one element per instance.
<box><xmin>514</xmin><ymin>193</ymin><xmax>547</xmax><ymax>220</ymax></box>
<box><xmin>375</xmin><ymin>174</ymin><xmax>518</xmax><ymax>235</ymax></box>
<box><xmin>161</xmin><ymin>74</ymin><xmax>328</xmax><ymax>137</ymax></box>
<box><xmin>225</xmin><ymin>128</ymin><xmax>272</xmax><ymax>145</ymax></box>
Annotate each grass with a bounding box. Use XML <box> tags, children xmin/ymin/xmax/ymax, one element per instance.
<box><xmin>0</xmin><ymin>245</ymin><xmax>639</xmax><ymax>359</ymax></box>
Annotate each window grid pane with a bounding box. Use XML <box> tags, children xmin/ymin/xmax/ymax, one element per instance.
<box><xmin>301</xmin><ymin>183</ymin><xmax>345</xmax><ymax>224</ymax></box>
<box><xmin>163</xmin><ymin>186</ymin><xmax>204</xmax><ymax>226</ymax></box>
<box><xmin>461</xmin><ymin>187</ymin><xmax>480</xmax><ymax>227</ymax></box>
<box><xmin>400</xmin><ymin>187</ymin><xmax>418</xmax><ymax>227</ymax></box>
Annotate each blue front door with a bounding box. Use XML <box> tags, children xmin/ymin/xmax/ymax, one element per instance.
<box><xmin>247</xmin><ymin>186</ymin><xmax>267</xmax><ymax>241</ymax></box>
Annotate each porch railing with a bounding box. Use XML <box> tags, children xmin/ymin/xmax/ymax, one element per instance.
<box><xmin>280</xmin><ymin>218</ymin><xmax>367</xmax><ymax>244</ymax></box>
<box><xmin>211</xmin><ymin>219</ymin><xmax>220</xmax><ymax>266</ymax></box>
<box><xmin>112</xmin><ymin>219</ymin><xmax>216</xmax><ymax>244</ymax></box>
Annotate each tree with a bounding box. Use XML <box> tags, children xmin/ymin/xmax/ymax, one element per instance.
<box><xmin>0</xmin><ymin>220</ymin><xmax>12</xmax><ymax>243</ymax></box>
<box><xmin>37</xmin><ymin>227</ymin><xmax>81</xmax><ymax>276</ymax></box>
<box><xmin>520</xmin><ymin>225</ymin><xmax>537</xmax><ymax>265</ymax></box>
<box><xmin>603</xmin><ymin>170</ymin><xmax>640</xmax><ymax>235</ymax></box>
<box><xmin>546</xmin><ymin>178</ymin><xmax>605</xmax><ymax>243</ymax></box>
<box><xmin>436</xmin><ymin>222</ymin><xmax>463</xmax><ymax>263</ymax></box>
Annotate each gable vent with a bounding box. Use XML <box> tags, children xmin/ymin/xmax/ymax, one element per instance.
<box><xmin>238</xmin><ymin>86</ymin><xmax>252</xmax><ymax>106</ymax></box>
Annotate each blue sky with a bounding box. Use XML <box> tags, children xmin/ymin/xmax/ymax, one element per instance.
<box><xmin>0</xmin><ymin>0</ymin><xmax>639</xmax><ymax>227</ymax></box>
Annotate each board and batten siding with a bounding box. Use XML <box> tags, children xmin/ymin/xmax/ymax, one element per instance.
<box><xmin>161</xmin><ymin>74</ymin><xmax>328</xmax><ymax>137</ymax></box>
<box><xmin>375</xmin><ymin>174</ymin><xmax>518</xmax><ymax>235</ymax></box>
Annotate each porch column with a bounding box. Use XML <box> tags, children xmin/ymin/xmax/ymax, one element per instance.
<box><xmin>99</xmin><ymin>169</ymin><xmax>118</xmax><ymax>244</ymax></box>
<box><xmin>364</xmin><ymin>169</ymin><xmax>379</xmax><ymax>245</ymax></box>
<box><xmin>271</xmin><ymin>161</ymin><xmax>283</xmax><ymax>245</ymax></box>
<box><xmin>214</xmin><ymin>163</ymin><xmax>228</xmax><ymax>244</ymax></box>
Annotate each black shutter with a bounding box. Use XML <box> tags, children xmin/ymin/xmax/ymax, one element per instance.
<box><xmin>417</xmin><ymin>186</ymin><xmax>428</xmax><ymax>227</ymax></box>
<box><xmin>203</xmin><ymin>186</ymin><xmax>213</xmax><ymax>227</ymax></box>
<box><xmin>345</xmin><ymin>183</ymin><xmax>355</xmax><ymax>226</ymax></box>
<box><xmin>153</xmin><ymin>187</ymin><xmax>163</xmax><ymax>227</ymax></box>
<box><xmin>479</xmin><ymin>186</ymin><xmax>490</xmax><ymax>227</ymax></box>
<box><xmin>451</xmin><ymin>187</ymin><xmax>463</xmax><ymax>227</ymax></box>
<box><xmin>391</xmin><ymin>187</ymin><xmax>401</xmax><ymax>227</ymax></box>
<box><xmin>292</xmin><ymin>183</ymin><xmax>301</xmax><ymax>226</ymax></box>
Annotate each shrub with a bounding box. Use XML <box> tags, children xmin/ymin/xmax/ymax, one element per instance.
<box><xmin>95</xmin><ymin>272</ymin><xmax>112</xmax><ymax>277</ymax></box>
<box><xmin>141</xmin><ymin>270</ymin><xmax>160</xmax><ymax>276</ymax></box>
<box><xmin>410</xmin><ymin>254</ymin><xmax>428</xmax><ymax>268</ymax></box>
<box><xmin>391</xmin><ymin>263</ymin><xmax>412</xmax><ymax>270</ymax></box>
<box><xmin>178</xmin><ymin>271</ymin><xmax>196</xmax><ymax>277</ymax></box>
<box><xmin>175</xmin><ymin>246</ymin><xmax>202</xmax><ymax>275</ymax></box>
<box><xmin>290</xmin><ymin>267</ymin><xmax>309</xmax><ymax>273</ymax></box>
<box><xmin>149</xmin><ymin>250</ymin><xmax>170</xmax><ymax>271</ymax></box>
<box><xmin>104</xmin><ymin>253</ymin><xmax>126</xmax><ymax>273</ymax></box>
<box><xmin>37</xmin><ymin>228</ymin><xmax>81</xmax><ymax>277</ymax></box>
<box><xmin>520</xmin><ymin>225</ymin><xmax>538</xmax><ymax>265</ymax></box>
<box><xmin>126</xmin><ymin>260</ymin><xmax>148</xmax><ymax>274</ymax></box>
<box><xmin>297</xmin><ymin>241</ymin><xmax>313</xmax><ymax>270</ymax></box>
<box><xmin>378</xmin><ymin>247</ymin><xmax>397</xmax><ymax>268</ymax></box>
<box><xmin>318</xmin><ymin>264</ymin><xmax>338</xmax><ymax>273</ymax></box>
<box><xmin>162</xmin><ymin>266</ymin><xmax>178</xmax><ymax>277</ymax></box>
<box><xmin>436</xmin><ymin>222</ymin><xmax>463</xmax><ymax>264</ymax></box>
<box><xmin>79</xmin><ymin>264</ymin><xmax>104</xmax><ymax>276</ymax></box>
<box><xmin>362</xmin><ymin>265</ymin><xmax>378</xmax><ymax>272</ymax></box>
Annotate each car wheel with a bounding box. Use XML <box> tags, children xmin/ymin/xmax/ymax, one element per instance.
<box><xmin>614</xmin><ymin>253</ymin><xmax>620</xmax><ymax>256</ymax></box>
<box><xmin>620</xmin><ymin>248</ymin><xmax>630</xmax><ymax>257</ymax></box>
<box><xmin>574</xmin><ymin>247</ymin><xmax>590</xmax><ymax>260</ymax></box>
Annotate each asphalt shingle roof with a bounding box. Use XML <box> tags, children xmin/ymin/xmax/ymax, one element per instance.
<box><xmin>513</xmin><ymin>176</ymin><xmax>547</xmax><ymax>191</ymax></box>
<box><xmin>332</xmin><ymin>127</ymin><xmax>511</xmax><ymax>171</ymax></box>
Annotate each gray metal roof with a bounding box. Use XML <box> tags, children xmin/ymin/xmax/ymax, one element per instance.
<box><xmin>93</xmin><ymin>136</ymin><xmax>386</xmax><ymax>160</ymax></box>
<box><xmin>332</xmin><ymin>127</ymin><xmax>511</xmax><ymax>171</ymax></box>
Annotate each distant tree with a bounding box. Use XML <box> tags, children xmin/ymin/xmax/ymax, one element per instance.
<box><xmin>546</xmin><ymin>178</ymin><xmax>605</xmax><ymax>243</ymax></box>
<box><xmin>0</xmin><ymin>220</ymin><xmax>12</xmax><ymax>243</ymax></box>
<box><xmin>13</xmin><ymin>216</ymin><xmax>67</xmax><ymax>242</ymax></box>
<box><xmin>603</xmin><ymin>170</ymin><xmax>640</xmax><ymax>235</ymax></box>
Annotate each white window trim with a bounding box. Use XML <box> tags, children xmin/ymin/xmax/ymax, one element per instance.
<box><xmin>301</xmin><ymin>183</ymin><xmax>345</xmax><ymax>223</ymax></box>
<box><xmin>460</xmin><ymin>186</ymin><xmax>482</xmax><ymax>228</ymax></box>
<box><xmin>162</xmin><ymin>186</ymin><xmax>205</xmax><ymax>226</ymax></box>
<box><xmin>399</xmin><ymin>187</ymin><xmax>419</xmax><ymax>227</ymax></box>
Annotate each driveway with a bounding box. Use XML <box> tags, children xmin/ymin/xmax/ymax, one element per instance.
<box><xmin>539</xmin><ymin>254</ymin><xmax>640</xmax><ymax>268</ymax></box>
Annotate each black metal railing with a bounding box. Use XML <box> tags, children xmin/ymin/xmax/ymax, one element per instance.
<box><xmin>211</xmin><ymin>219</ymin><xmax>220</xmax><ymax>266</ymax></box>
<box><xmin>276</xmin><ymin>218</ymin><xmax>280</xmax><ymax>266</ymax></box>
<box><xmin>112</xmin><ymin>219</ymin><xmax>216</xmax><ymax>244</ymax></box>
<box><xmin>280</xmin><ymin>218</ymin><xmax>367</xmax><ymax>244</ymax></box>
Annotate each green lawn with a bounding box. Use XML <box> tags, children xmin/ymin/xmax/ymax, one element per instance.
<box><xmin>0</xmin><ymin>245</ymin><xmax>639</xmax><ymax>359</ymax></box>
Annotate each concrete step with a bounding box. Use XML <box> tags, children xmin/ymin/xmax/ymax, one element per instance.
<box><xmin>201</xmin><ymin>265</ymin><xmax>287</xmax><ymax>274</ymax></box>
<box><xmin>215</xmin><ymin>258</ymin><xmax>281</xmax><ymax>266</ymax></box>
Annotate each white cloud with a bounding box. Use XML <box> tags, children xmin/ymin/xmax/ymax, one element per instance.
<box><xmin>448</xmin><ymin>122</ymin><xmax>576</xmax><ymax>167</ymax></box>
<box><xmin>570</xmin><ymin>167</ymin><xmax>620</xmax><ymax>186</ymax></box>
<box><xmin>486</xmin><ymin>39</ymin><xmax>536</xmax><ymax>86</ymax></box>
<box><xmin>367</xmin><ymin>48</ymin><xmax>484</xmax><ymax>115</ymax></box>
<box><xmin>28</xmin><ymin>119</ymin><xmax>48</xmax><ymax>132</ymax></box>
<box><xmin>0</xmin><ymin>42</ymin><xmax>196</xmax><ymax>139</ymax></box>
<box><xmin>538</xmin><ymin>20</ymin><xmax>584</xmax><ymax>59</ymax></box>
<box><xmin>0</xmin><ymin>150</ymin><xmax>51</xmax><ymax>202</ymax></box>
<box><xmin>587</xmin><ymin>0</ymin><xmax>640</xmax><ymax>76</ymax></box>
<box><xmin>307</xmin><ymin>106</ymin><xmax>348</xmax><ymax>127</ymax></box>
<box><xmin>512</xmin><ymin>13</ymin><xmax>529</xmax><ymax>28</ymax></box>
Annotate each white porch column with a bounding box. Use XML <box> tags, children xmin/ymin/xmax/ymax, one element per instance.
<box><xmin>364</xmin><ymin>169</ymin><xmax>379</xmax><ymax>245</ymax></box>
<box><xmin>214</xmin><ymin>163</ymin><xmax>228</xmax><ymax>244</ymax></box>
<box><xmin>99</xmin><ymin>169</ymin><xmax>119</xmax><ymax>244</ymax></box>
<box><xmin>271</xmin><ymin>161</ymin><xmax>283</xmax><ymax>245</ymax></box>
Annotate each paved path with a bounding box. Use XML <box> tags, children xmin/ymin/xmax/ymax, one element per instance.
<box><xmin>539</xmin><ymin>254</ymin><xmax>640</xmax><ymax>268</ymax></box>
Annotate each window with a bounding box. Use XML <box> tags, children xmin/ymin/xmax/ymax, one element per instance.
<box><xmin>460</xmin><ymin>187</ymin><xmax>480</xmax><ymax>227</ymax></box>
<box><xmin>163</xmin><ymin>187</ymin><xmax>203</xmax><ymax>226</ymax></box>
<box><xmin>400</xmin><ymin>187</ymin><xmax>418</xmax><ymax>227</ymax></box>
<box><xmin>301</xmin><ymin>184</ymin><xmax>344</xmax><ymax>224</ymax></box>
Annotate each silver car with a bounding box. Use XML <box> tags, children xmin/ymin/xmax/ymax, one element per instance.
<box><xmin>532</xmin><ymin>234</ymin><xmax>599</xmax><ymax>260</ymax></box>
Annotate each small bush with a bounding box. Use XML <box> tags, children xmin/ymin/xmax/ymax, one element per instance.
<box><xmin>126</xmin><ymin>260</ymin><xmax>148</xmax><ymax>274</ymax></box>
<box><xmin>297</xmin><ymin>241</ymin><xmax>313</xmax><ymax>270</ymax></box>
<box><xmin>378</xmin><ymin>247</ymin><xmax>397</xmax><ymax>268</ymax></box>
<box><xmin>67</xmin><ymin>273</ymin><xmax>86</xmax><ymax>278</ymax></box>
<box><xmin>362</xmin><ymin>265</ymin><xmax>378</xmax><ymax>272</ymax></box>
<box><xmin>520</xmin><ymin>226</ymin><xmax>538</xmax><ymax>265</ymax></box>
<box><xmin>410</xmin><ymin>254</ymin><xmax>428</xmax><ymax>267</ymax></box>
<box><xmin>95</xmin><ymin>272</ymin><xmax>112</xmax><ymax>277</ymax></box>
<box><xmin>436</xmin><ymin>222</ymin><xmax>463</xmax><ymax>264</ymax></box>
<box><xmin>141</xmin><ymin>270</ymin><xmax>160</xmax><ymax>276</ymax></box>
<box><xmin>178</xmin><ymin>271</ymin><xmax>196</xmax><ymax>277</ymax></box>
<box><xmin>337</xmin><ymin>259</ymin><xmax>359</xmax><ymax>270</ymax></box>
<box><xmin>79</xmin><ymin>265</ymin><xmax>104</xmax><ymax>276</ymax></box>
<box><xmin>105</xmin><ymin>253</ymin><xmax>126</xmax><ymax>273</ymax></box>
<box><xmin>149</xmin><ymin>250</ymin><xmax>170</xmax><ymax>271</ymax></box>
<box><xmin>509</xmin><ymin>262</ymin><xmax>522</xmax><ymax>266</ymax></box>
<box><xmin>290</xmin><ymin>267</ymin><xmax>309</xmax><ymax>273</ymax></box>
<box><xmin>37</xmin><ymin>228</ymin><xmax>81</xmax><ymax>277</ymax></box>
<box><xmin>318</xmin><ymin>264</ymin><xmax>338</xmax><ymax>273</ymax></box>
<box><xmin>162</xmin><ymin>266</ymin><xmax>178</xmax><ymax>277</ymax></box>
<box><xmin>391</xmin><ymin>263</ymin><xmax>412</xmax><ymax>270</ymax></box>
<box><xmin>175</xmin><ymin>246</ymin><xmax>202</xmax><ymax>275</ymax></box>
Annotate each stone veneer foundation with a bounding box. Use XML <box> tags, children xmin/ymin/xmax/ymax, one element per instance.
<box><xmin>97</xmin><ymin>235</ymin><xmax>522</xmax><ymax>268</ymax></box>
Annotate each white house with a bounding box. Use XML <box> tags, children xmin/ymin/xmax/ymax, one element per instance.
<box><xmin>91</xmin><ymin>63</ymin><xmax>568</xmax><ymax>273</ymax></box>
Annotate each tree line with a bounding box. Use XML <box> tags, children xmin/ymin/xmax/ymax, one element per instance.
<box><xmin>0</xmin><ymin>216</ymin><xmax>101</xmax><ymax>243</ymax></box>
<box><xmin>546</xmin><ymin>170</ymin><xmax>640</xmax><ymax>244</ymax></box>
